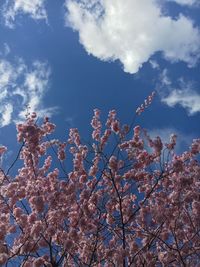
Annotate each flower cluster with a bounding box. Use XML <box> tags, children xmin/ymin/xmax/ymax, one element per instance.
<box><xmin>0</xmin><ymin>110</ymin><xmax>199</xmax><ymax>266</ymax></box>
<box><xmin>136</xmin><ymin>91</ymin><xmax>156</xmax><ymax>115</ymax></box>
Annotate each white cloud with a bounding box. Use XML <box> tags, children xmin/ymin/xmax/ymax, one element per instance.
<box><xmin>159</xmin><ymin>68</ymin><xmax>172</xmax><ymax>86</ymax></box>
<box><xmin>3</xmin><ymin>0</ymin><xmax>47</xmax><ymax>28</ymax></box>
<box><xmin>166</xmin><ymin>0</ymin><xmax>199</xmax><ymax>6</ymax></box>
<box><xmin>3</xmin><ymin>44</ymin><xmax>11</xmax><ymax>56</ymax></box>
<box><xmin>162</xmin><ymin>88</ymin><xmax>200</xmax><ymax>115</ymax></box>
<box><xmin>0</xmin><ymin>58</ymin><xmax>57</xmax><ymax>127</ymax></box>
<box><xmin>16</xmin><ymin>61</ymin><xmax>58</xmax><ymax>121</ymax></box>
<box><xmin>157</xmin><ymin>71</ymin><xmax>200</xmax><ymax>115</ymax></box>
<box><xmin>149</xmin><ymin>60</ymin><xmax>160</xmax><ymax>70</ymax></box>
<box><xmin>65</xmin><ymin>0</ymin><xmax>200</xmax><ymax>74</ymax></box>
<box><xmin>0</xmin><ymin>61</ymin><xmax>16</xmax><ymax>88</ymax></box>
<box><xmin>0</xmin><ymin>104</ymin><xmax>13</xmax><ymax>127</ymax></box>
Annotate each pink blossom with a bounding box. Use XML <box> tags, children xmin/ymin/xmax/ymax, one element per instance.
<box><xmin>0</xmin><ymin>146</ymin><xmax>7</xmax><ymax>155</ymax></box>
<box><xmin>134</xmin><ymin>125</ymin><xmax>140</xmax><ymax>136</ymax></box>
<box><xmin>136</xmin><ymin>91</ymin><xmax>155</xmax><ymax>115</ymax></box>
<box><xmin>108</xmin><ymin>156</ymin><xmax>118</xmax><ymax>171</ymax></box>
<box><xmin>0</xmin><ymin>253</ymin><xmax>8</xmax><ymax>265</ymax></box>
<box><xmin>33</xmin><ymin>258</ymin><xmax>45</xmax><ymax>267</ymax></box>
<box><xmin>29</xmin><ymin>196</ymin><xmax>44</xmax><ymax>213</ymax></box>
<box><xmin>111</xmin><ymin>120</ymin><xmax>120</xmax><ymax>133</ymax></box>
<box><xmin>0</xmin><ymin>108</ymin><xmax>199</xmax><ymax>266</ymax></box>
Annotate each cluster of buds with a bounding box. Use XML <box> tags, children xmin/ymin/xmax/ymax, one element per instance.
<box><xmin>0</xmin><ymin>146</ymin><xmax>7</xmax><ymax>155</ymax></box>
<box><xmin>91</xmin><ymin>109</ymin><xmax>102</xmax><ymax>141</ymax></box>
<box><xmin>136</xmin><ymin>91</ymin><xmax>156</xmax><ymax>115</ymax></box>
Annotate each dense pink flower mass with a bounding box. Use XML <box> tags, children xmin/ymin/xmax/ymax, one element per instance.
<box><xmin>0</xmin><ymin>97</ymin><xmax>200</xmax><ymax>266</ymax></box>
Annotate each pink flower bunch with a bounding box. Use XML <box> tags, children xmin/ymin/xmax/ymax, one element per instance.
<box><xmin>106</xmin><ymin>110</ymin><xmax>120</xmax><ymax>134</ymax></box>
<box><xmin>0</xmin><ymin>107</ymin><xmax>199</xmax><ymax>266</ymax></box>
<box><xmin>0</xmin><ymin>146</ymin><xmax>7</xmax><ymax>155</ymax></box>
<box><xmin>91</xmin><ymin>109</ymin><xmax>102</xmax><ymax>141</ymax></box>
<box><xmin>136</xmin><ymin>91</ymin><xmax>156</xmax><ymax>115</ymax></box>
<box><xmin>57</xmin><ymin>142</ymin><xmax>67</xmax><ymax>161</ymax></box>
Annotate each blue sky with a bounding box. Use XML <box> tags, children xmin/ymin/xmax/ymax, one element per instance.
<box><xmin>0</xmin><ymin>0</ymin><xmax>200</xmax><ymax>165</ymax></box>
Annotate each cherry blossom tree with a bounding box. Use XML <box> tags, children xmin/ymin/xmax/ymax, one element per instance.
<box><xmin>0</xmin><ymin>93</ymin><xmax>200</xmax><ymax>266</ymax></box>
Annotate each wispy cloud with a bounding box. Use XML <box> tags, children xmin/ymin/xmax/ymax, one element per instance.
<box><xmin>166</xmin><ymin>0</ymin><xmax>199</xmax><ymax>6</ymax></box>
<box><xmin>0</xmin><ymin>57</ymin><xmax>57</xmax><ymax>127</ymax></box>
<box><xmin>157</xmin><ymin>70</ymin><xmax>200</xmax><ymax>115</ymax></box>
<box><xmin>0</xmin><ymin>44</ymin><xmax>11</xmax><ymax>57</ymax></box>
<box><xmin>0</xmin><ymin>59</ymin><xmax>19</xmax><ymax>89</ymax></box>
<box><xmin>3</xmin><ymin>0</ymin><xmax>47</xmax><ymax>28</ymax></box>
<box><xmin>162</xmin><ymin>88</ymin><xmax>200</xmax><ymax>115</ymax></box>
<box><xmin>149</xmin><ymin>60</ymin><xmax>160</xmax><ymax>70</ymax></box>
<box><xmin>159</xmin><ymin>69</ymin><xmax>172</xmax><ymax>87</ymax></box>
<box><xmin>65</xmin><ymin>0</ymin><xmax>200</xmax><ymax>74</ymax></box>
<box><xmin>0</xmin><ymin>103</ymin><xmax>13</xmax><ymax>127</ymax></box>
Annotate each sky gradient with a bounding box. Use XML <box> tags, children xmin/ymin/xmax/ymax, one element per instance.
<box><xmin>0</xmin><ymin>0</ymin><xmax>200</xmax><ymax>166</ymax></box>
